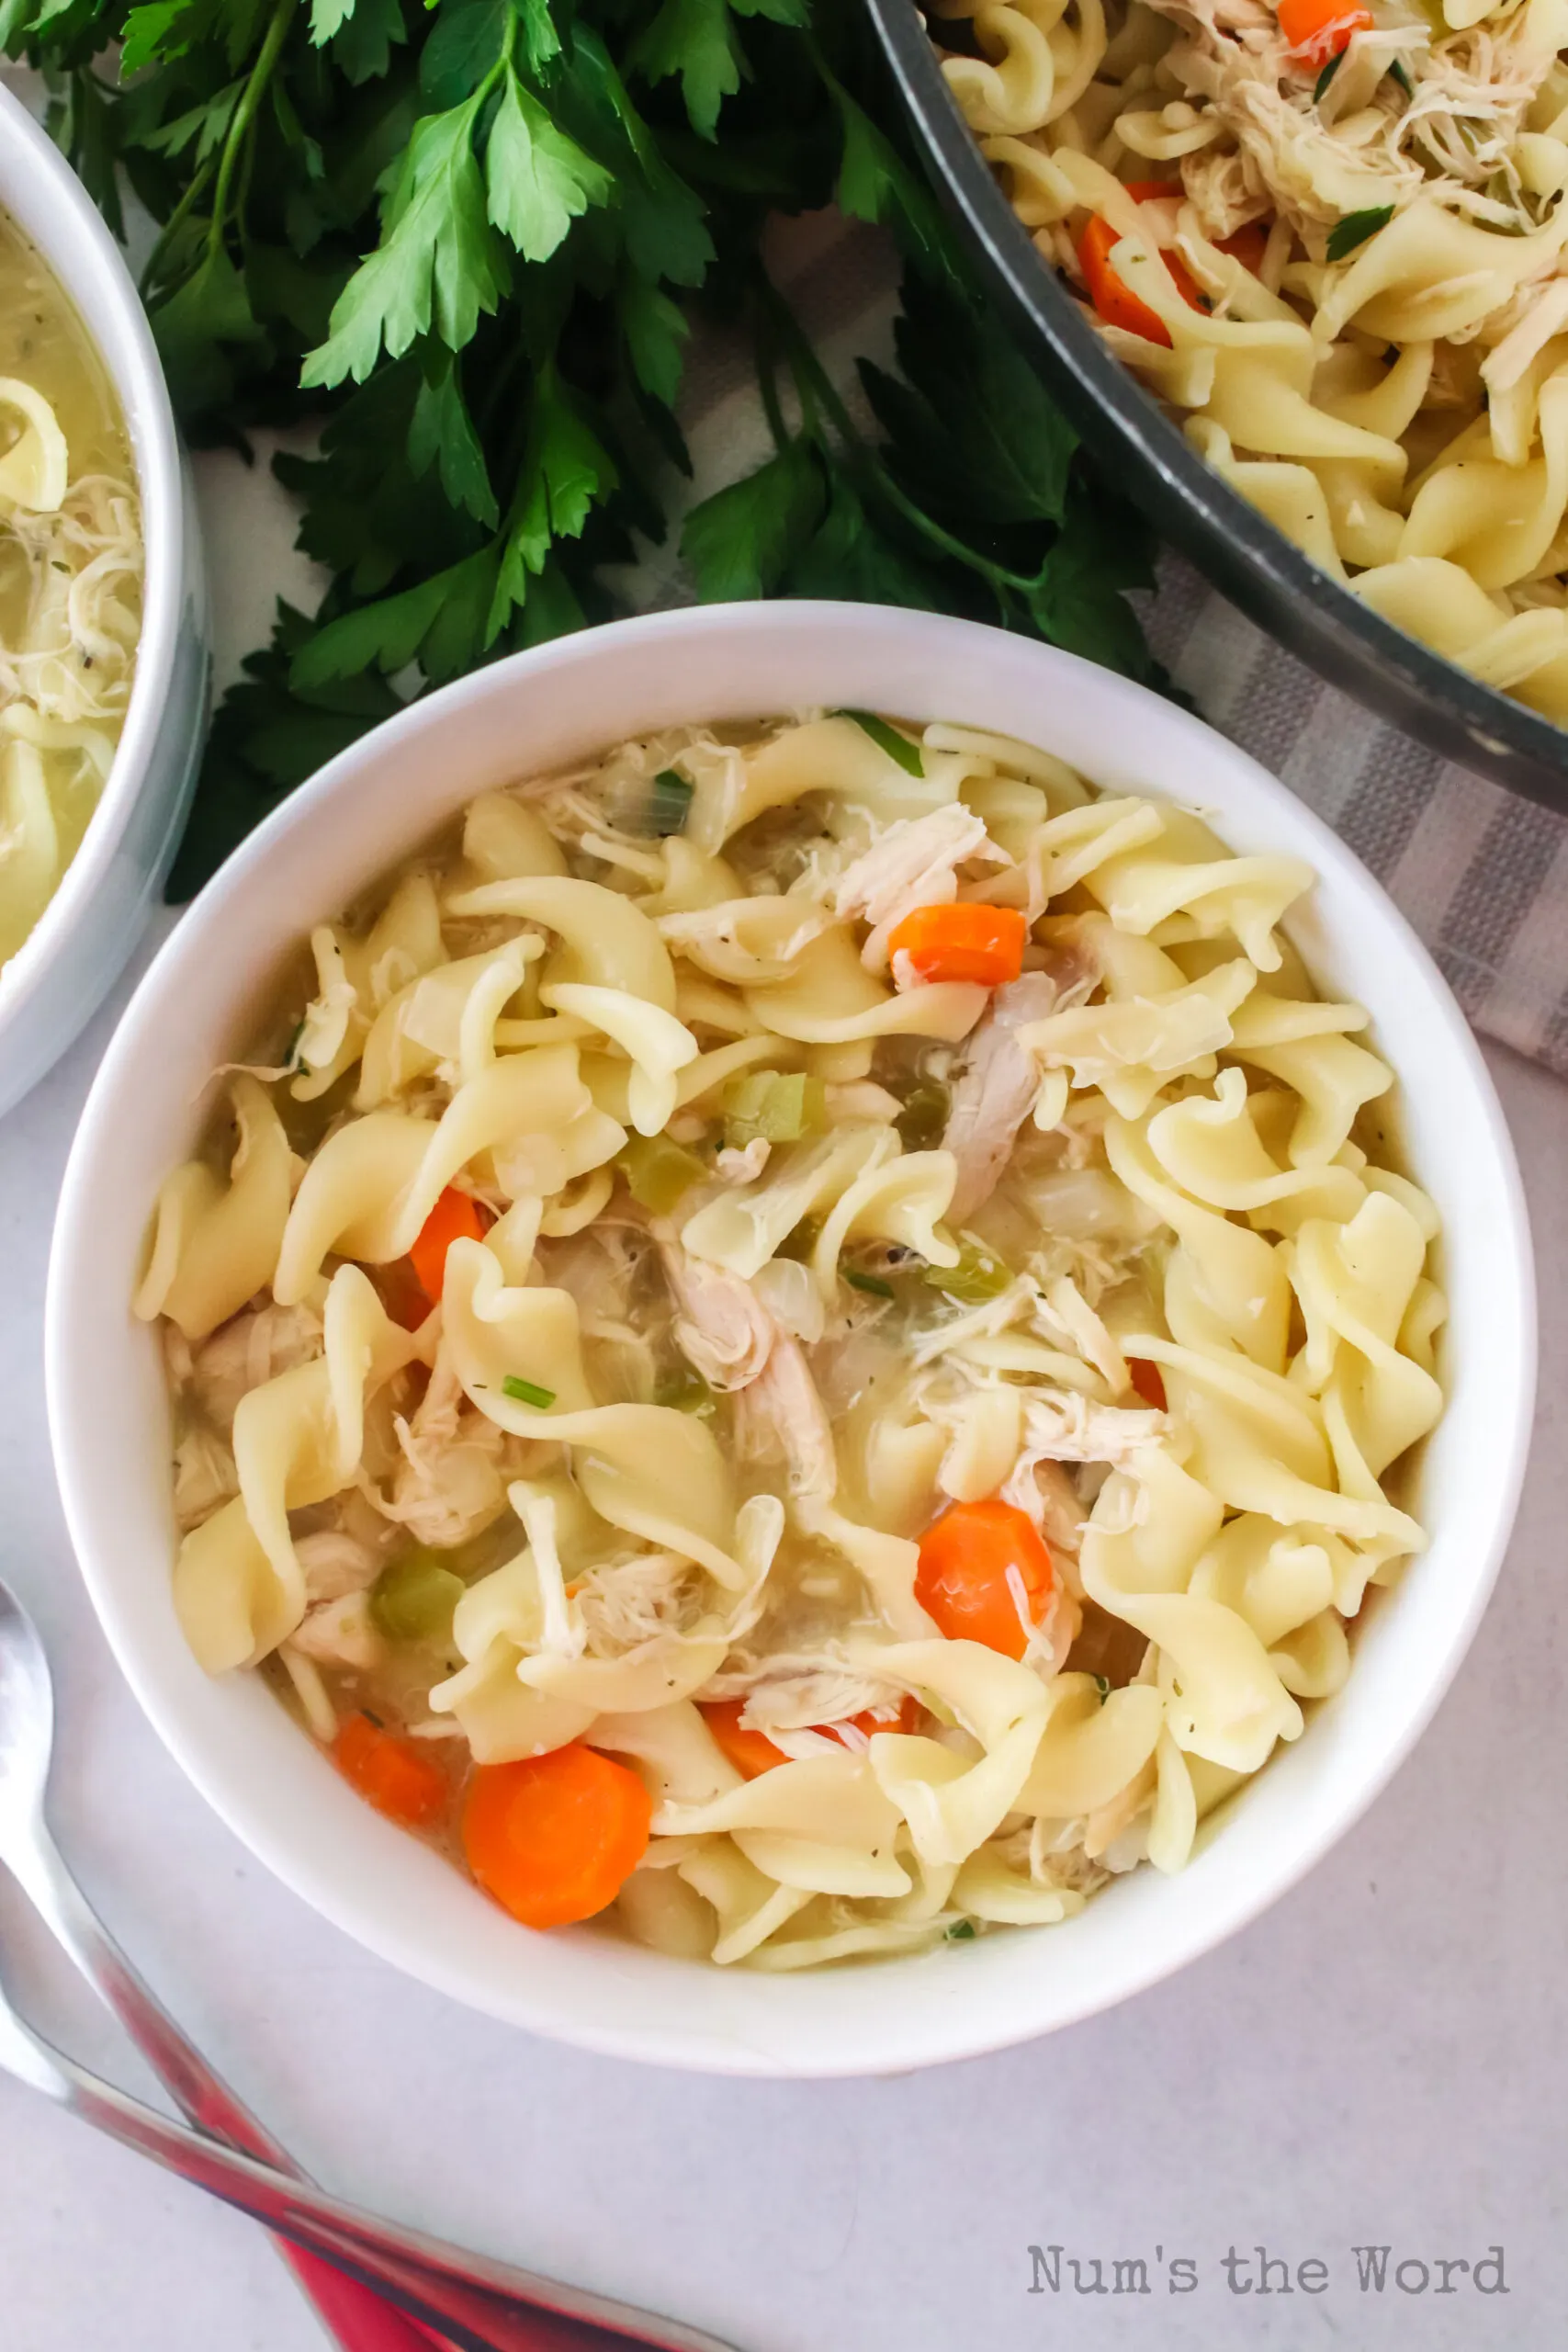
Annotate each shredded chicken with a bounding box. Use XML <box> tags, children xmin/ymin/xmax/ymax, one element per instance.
<box><xmin>293</xmin><ymin>1529</ymin><xmax>383</xmax><ymax>1604</ymax></box>
<box><xmin>575</xmin><ymin>1550</ymin><xmax>701</xmax><ymax>1657</ymax></box>
<box><xmin>705</xmin><ymin>1650</ymin><xmax>908</xmax><ymax>1738</ymax></box>
<box><xmin>942</xmin><ymin>972</ymin><xmax>1064</xmax><ymax>1220</ymax></box>
<box><xmin>655</xmin><ymin>1229</ymin><xmax>776</xmax><ymax>1391</ymax></box>
<box><xmin>172</xmin><ymin>1425</ymin><xmax>237</xmax><ymax>1532</ymax></box>
<box><xmin>733</xmin><ymin>1329</ymin><xmax>839</xmax><ymax>1499</ymax></box>
<box><xmin>378</xmin><ymin>1352</ymin><xmax>509</xmax><ymax>1546</ymax></box>
<box><xmin>832</xmin><ymin>805</ymin><xmax>1009</xmax><ymax>969</ymax></box>
<box><xmin>288</xmin><ymin>1590</ymin><xmax>382</xmax><ymax>1670</ymax></box>
<box><xmin>1003</xmin><ymin>1392</ymin><xmax>1168</xmax><ymax>1483</ymax></box>
<box><xmin>189</xmin><ymin>1303</ymin><xmax>322</xmax><ymax>1433</ymax></box>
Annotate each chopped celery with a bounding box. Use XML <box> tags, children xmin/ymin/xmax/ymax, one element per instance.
<box><xmin>618</xmin><ymin>1132</ymin><xmax>706</xmax><ymax>1214</ymax></box>
<box><xmin>896</xmin><ymin>1080</ymin><xmax>949</xmax><ymax>1152</ymax></box>
<box><xmin>721</xmin><ymin>1069</ymin><xmax>826</xmax><ymax>1147</ymax></box>
<box><xmin>370</xmin><ymin>1550</ymin><xmax>464</xmax><ymax>1645</ymax></box>
<box><xmin>654</xmin><ymin>1365</ymin><xmax>717</xmax><ymax>1417</ymax></box>
<box><xmin>502</xmin><ymin>1374</ymin><xmax>556</xmax><ymax>1408</ymax></box>
<box><xmin>925</xmin><ymin>1236</ymin><xmax>1012</xmax><ymax>1304</ymax></box>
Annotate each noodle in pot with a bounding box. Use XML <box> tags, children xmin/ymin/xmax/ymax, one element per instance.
<box><xmin>933</xmin><ymin>0</ymin><xmax>1568</xmax><ymax>722</ymax></box>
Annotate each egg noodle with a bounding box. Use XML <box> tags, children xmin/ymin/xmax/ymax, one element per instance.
<box><xmin>139</xmin><ymin>714</ymin><xmax>1445</xmax><ymax>1967</ymax></box>
<box><xmin>933</xmin><ymin>0</ymin><xmax>1568</xmax><ymax>719</ymax></box>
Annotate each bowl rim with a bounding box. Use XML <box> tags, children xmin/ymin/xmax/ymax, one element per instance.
<box><xmin>0</xmin><ymin>82</ymin><xmax>187</xmax><ymax>1036</ymax></box>
<box><xmin>859</xmin><ymin>0</ymin><xmax>1568</xmax><ymax>811</ymax></box>
<box><xmin>45</xmin><ymin>602</ymin><xmax>1538</xmax><ymax>2074</ymax></box>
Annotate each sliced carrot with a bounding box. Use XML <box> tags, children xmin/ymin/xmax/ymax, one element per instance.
<box><xmin>1128</xmin><ymin>1357</ymin><xmax>1168</xmax><ymax>1410</ymax></box>
<box><xmin>702</xmin><ymin>1700</ymin><xmax>788</xmax><ymax>1779</ymax></box>
<box><xmin>1122</xmin><ymin>179</ymin><xmax>1180</xmax><ymax>204</ymax></box>
<box><xmin>1277</xmin><ymin>0</ymin><xmax>1371</xmax><ymax>64</ymax></box>
<box><xmin>333</xmin><ymin>1713</ymin><xmax>448</xmax><ymax>1829</ymax></box>
<box><xmin>462</xmin><ymin>1745</ymin><xmax>652</xmax><ymax>1929</ymax></box>
<box><xmin>886</xmin><ymin>902</ymin><xmax>1027</xmax><ymax>989</ymax></box>
<box><xmin>408</xmin><ymin>1186</ymin><xmax>491</xmax><ymax>1306</ymax></box>
<box><xmin>1077</xmin><ymin>213</ymin><xmax>1203</xmax><ymax>348</ymax></box>
<box><xmin>915</xmin><ymin>1499</ymin><xmax>1054</xmax><ymax>1662</ymax></box>
<box><xmin>1215</xmin><ymin>222</ymin><xmax>1269</xmax><ymax>274</ymax></box>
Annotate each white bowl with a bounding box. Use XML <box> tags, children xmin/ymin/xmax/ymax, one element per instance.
<box><xmin>46</xmin><ymin>604</ymin><xmax>1535</xmax><ymax>2075</ymax></box>
<box><xmin>0</xmin><ymin>81</ymin><xmax>208</xmax><ymax>1117</ymax></box>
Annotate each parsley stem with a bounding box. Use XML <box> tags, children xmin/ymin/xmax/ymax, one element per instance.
<box><xmin>756</xmin><ymin>274</ymin><xmax>861</xmax><ymax>453</ymax></box>
<box><xmin>754</xmin><ymin>305</ymin><xmax>791</xmax><ymax>457</ymax></box>
<box><xmin>208</xmin><ymin>0</ymin><xmax>299</xmax><ymax>265</ymax></box>
<box><xmin>753</xmin><ymin>266</ymin><xmax>1048</xmax><ymax>600</ymax></box>
<box><xmin>141</xmin><ymin>151</ymin><xmax>222</xmax><ymax>295</ymax></box>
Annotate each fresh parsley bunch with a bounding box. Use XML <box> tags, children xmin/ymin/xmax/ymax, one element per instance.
<box><xmin>1</xmin><ymin>0</ymin><xmax>1161</xmax><ymax>890</ymax></box>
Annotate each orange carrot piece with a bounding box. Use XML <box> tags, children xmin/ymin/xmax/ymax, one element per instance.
<box><xmin>333</xmin><ymin>1714</ymin><xmax>448</xmax><ymax>1829</ymax></box>
<box><xmin>1215</xmin><ymin>222</ymin><xmax>1269</xmax><ymax>274</ymax></box>
<box><xmin>701</xmin><ymin>1700</ymin><xmax>789</xmax><ymax>1779</ymax></box>
<box><xmin>462</xmin><ymin>1746</ymin><xmax>652</xmax><ymax>1929</ymax></box>
<box><xmin>408</xmin><ymin>1186</ymin><xmax>490</xmax><ymax>1306</ymax></box>
<box><xmin>1277</xmin><ymin>0</ymin><xmax>1371</xmax><ymax>64</ymax></box>
<box><xmin>1128</xmin><ymin>1357</ymin><xmax>1168</xmax><ymax>1410</ymax></box>
<box><xmin>915</xmin><ymin>1499</ymin><xmax>1055</xmax><ymax>1662</ymax></box>
<box><xmin>1077</xmin><ymin>213</ymin><xmax>1203</xmax><ymax>348</ymax></box>
<box><xmin>886</xmin><ymin>903</ymin><xmax>1027</xmax><ymax>989</ymax></box>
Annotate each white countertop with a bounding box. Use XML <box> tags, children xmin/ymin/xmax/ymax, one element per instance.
<box><xmin>2</xmin><ymin>453</ymin><xmax>1565</xmax><ymax>2350</ymax></box>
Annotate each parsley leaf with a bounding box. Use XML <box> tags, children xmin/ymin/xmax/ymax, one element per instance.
<box><xmin>490</xmin><ymin>367</ymin><xmax>617</xmax><ymax>636</ymax></box>
<box><xmin>485</xmin><ymin>64</ymin><xmax>613</xmax><ymax>265</ymax></box>
<box><xmin>632</xmin><ymin>0</ymin><xmax>808</xmax><ymax>142</ymax></box>
<box><xmin>291</xmin><ymin>543</ymin><xmax>502</xmax><ymax>688</ymax></box>
<box><xmin>409</xmin><ymin>357</ymin><xmax>498</xmax><ymax>527</ymax></box>
<box><xmin>303</xmin><ymin>91</ymin><xmax>506</xmax><ymax>385</ymax></box>
<box><xmin>309</xmin><ymin>0</ymin><xmax>355</xmax><ymax>40</ymax></box>
<box><xmin>683</xmin><ymin>437</ymin><xmax>825</xmax><ymax>600</ymax></box>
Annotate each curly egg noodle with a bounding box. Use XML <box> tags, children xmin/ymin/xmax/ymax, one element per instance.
<box><xmin>935</xmin><ymin>0</ymin><xmax>1568</xmax><ymax>719</ymax></box>
<box><xmin>138</xmin><ymin>714</ymin><xmax>1445</xmax><ymax>1969</ymax></box>
<box><xmin>0</xmin><ymin>213</ymin><xmax>141</xmax><ymax>967</ymax></box>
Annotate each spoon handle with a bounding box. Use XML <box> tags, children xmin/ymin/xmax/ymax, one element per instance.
<box><xmin>11</xmin><ymin>1824</ymin><xmax>724</xmax><ymax>2352</ymax></box>
<box><xmin>0</xmin><ymin>1994</ymin><xmax>732</xmax><ymax>2352</ymax></box>
<box><xmin>13</xmin><ymin>1819</ymin><xmax>443</xmax><ymax>2352</ymax></box>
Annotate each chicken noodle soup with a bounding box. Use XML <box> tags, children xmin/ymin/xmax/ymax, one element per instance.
<box><xmin>138</xmin><ymin>715</ymin><xmax>1446</xmax><ymax>1967</ymax></box>
<box><xmin>934</xmin><ymin>0</ymin><xmax>1568</xmax><ymax>722</ymax></box>
<box><xmin>0</xmin><ymin>209</ymin><xmax>141</xmax><ymax>966</ymax></box>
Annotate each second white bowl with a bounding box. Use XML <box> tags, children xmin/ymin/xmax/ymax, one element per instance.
<box><xmin>0</xmin><ymin>82</ymin><xmax>208</xmax><ymax>1118</ymax></box>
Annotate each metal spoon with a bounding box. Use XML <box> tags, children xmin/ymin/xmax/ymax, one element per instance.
<box><xmin>0</xmin><ymin>1576</ymin><xmax>735</xmax><ymax>2352</ymax></box>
